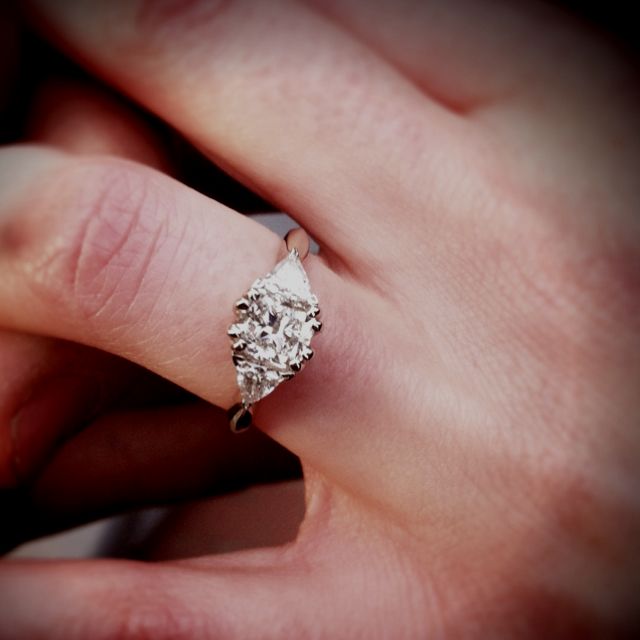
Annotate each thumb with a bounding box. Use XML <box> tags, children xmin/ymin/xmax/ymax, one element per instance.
<box><xmin>0</xmin><ymin>479</ymin><xmax>428</xmax><ymax>639</ymax></box>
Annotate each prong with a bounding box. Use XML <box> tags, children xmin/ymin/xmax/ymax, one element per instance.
<box><xmin>302</xmin><ymin>347</ymin><xmax>314</xmax><ymax>361</ymax></box>
<box><xmin>282</xmin><ymin>371</ymin><xmax>295</xmax><ymax>380</ymax></box>
<box><xmin>232</xmin><ymin>354</ymin><xmax>244</xmax><ymax>366</ymax></box>
<box><xmin>232</xmin><ymin>340</ymin><xmax>247</xmax><ymax>351</ymax></box>
<box><xmin>227</xmin><ymin>325</ymin><xmax>242</xmax><ymax>338</ymax></box>
<box><xmin>306</xmin><ymin>307</ymin><xmax>320</xmax><ymax>319</ymax></box>
<box><xmin>311</xmin><ymin>319</ymin><xmax>322</xmax><ymax>332</ymax></box>
<box><xmin>291</xmin><ymin>361</ymin><xmax>302</xmax><ymax>372</ymax></box>
<box><xmin>248</xmin><ymin>289</ymin><xmax>260</xmax><ymax>301</ymax></box>
<box><xmin>235</xmin><ymin>298</ymin><xmax>250</xmax><ymax>311</ymax></box>
<box><xmin>284</xmin><ymin>227</ymin><xmax>310</xmax><ymax>261</ymax></box>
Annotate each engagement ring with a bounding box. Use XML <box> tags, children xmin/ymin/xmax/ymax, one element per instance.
<box><xmin>227</xmin><ymin>228</ymin><xmax>321</xmax><ymax>432</ymax></box>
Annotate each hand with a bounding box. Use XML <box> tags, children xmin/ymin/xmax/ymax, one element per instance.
<box><xmin>1</xmin><ymin>0</ymin><xmax>639</xmax><ymax>637</ymax></box>
<box><xmin>0</xmin><ymin>16</ymin><xmax>299</xmax><ymax>547</ymax></box>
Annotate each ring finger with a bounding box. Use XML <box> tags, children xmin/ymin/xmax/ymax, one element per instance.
<box><xmin>0</xmin><ymin>145</ymin><xmax>354</xmax><ymax>462</ymax></box>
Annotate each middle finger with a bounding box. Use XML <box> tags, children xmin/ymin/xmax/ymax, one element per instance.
<box><xmin>30</xmin><ymin>0</ymin><xmax>469</xmax><ymax>275</ymax></box>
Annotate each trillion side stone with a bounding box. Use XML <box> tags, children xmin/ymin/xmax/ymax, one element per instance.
<box><xmin>229</xmin><ymin>250</ymin><xmax>320</xmax><ymax>406</ymax></box>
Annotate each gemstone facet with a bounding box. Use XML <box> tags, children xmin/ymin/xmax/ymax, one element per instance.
<box><xmin>228</xmin><ymin>249</ymin><xmax>320</xmax><ymax>407</ymax></box>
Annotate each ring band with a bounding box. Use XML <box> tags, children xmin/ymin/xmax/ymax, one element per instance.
<box><xmin>227</xmin><ymin>227</ymin><xmax>321</xmax><ymax>432</ymax></box>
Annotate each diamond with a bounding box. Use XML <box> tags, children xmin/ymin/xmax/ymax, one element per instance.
<box><xmin>229</xmin><ymin>249</ymin><xmax>320</xmax><ymax>406</ymax></box>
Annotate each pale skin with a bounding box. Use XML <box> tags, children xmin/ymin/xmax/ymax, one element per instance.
<box><xmin>0</xmin><ymin>0</ymin><xmax>639</xmax><ymax>637</ymax></box>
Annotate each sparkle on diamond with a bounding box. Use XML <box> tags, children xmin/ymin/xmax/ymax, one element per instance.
<box><xmin>229</xmin><ymin>250</ymin><xmax>319</xmax><ymax>405</ymax></box>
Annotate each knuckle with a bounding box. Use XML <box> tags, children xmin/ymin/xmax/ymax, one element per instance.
<box><xmin>109</xmin><ymin>597</ymin><xmax>200</xmax><ymax>640</ymax></box>
<box><xmin>489</xmin><ymin>211</ymin><xmax>640</xmax><ymax>362</ymax></box>
<box><xmin>30</xmin><ymin>160</ymin><xmax>176</xmax><ymax>335</ymax></box>
<box><xmin>84</xmin><ymin>578</ymin><xmax>205</xmax><ymax>640</ymax></box>
<box><xmin>566</xmin><ymin>241</ymin><xmax>640</xmax><ymax>334</ymax></box>
<box><xmin>538</xmin><ymin>236</ymin><xmax>640</xmax><ymax>357</ymax></box>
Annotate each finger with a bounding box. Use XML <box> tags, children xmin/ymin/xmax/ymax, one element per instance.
<box><xmin>0</xmin><ymin>555</ymin><xmax>320</xmax><ymax>640</ymax></box>
<box><xmin>0</xmin><ymin>331</ymin><xmax>165</xmax><ymax>487</ymax></box>
<box><xmin>27</xmin><ymin>79</ymin><xmax>172</xmax><ymax>171</ymax></box>
<box><xmin>138</xmin><ymin>480</ymin><xmax>305</xmax><ymax>560</ymax></box>
<box><xmin>304</xmin><ymin>0</ymin><xmax>640</xmax><ymax>209</ymax></box>
<box><xmin>305</xmin><ymin>0</ymin><xmax>623</xmax><ymax>111</ymax></box>
<box><xmin>0</xmin><ymin>145</ymin><xmax>349</xmax><ymax>437</ymax></box>
<box><xmin>25</xmin><ymin>78</ymin><xmax>270</xmax><ymax>212</ymax></box>
<box><xmin>28</xmin><ymin>0</ymin><xmax>469</xmax><ymax>273</ymax></box>
<box><xmin>0</xmin><ymin>501</ymin><xmax>415</xmax><ymax>640</ymax></box>
<box><xmin>1</xmin><ymin>71</ymin><xmax>178</xmax><ymax>487</ymax></box>
<box><xmin>3</xmin><ymin>402</ymin><xmax>300</xmax><ymax>550</ymax></box>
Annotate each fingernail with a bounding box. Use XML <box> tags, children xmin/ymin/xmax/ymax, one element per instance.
<box><xmin>10</xmin><ymin>375</ymin><xmax>100</xmax><ymax>482</ymax></box>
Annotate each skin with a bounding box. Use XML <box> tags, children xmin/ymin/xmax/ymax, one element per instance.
<box><xmin>0</xmin><ymin>0</ymin><xmax>639</xmax><ymax>637</ymax></box>
<box><xmin>0</xmin><ymin>76</ymin><xmax>301</xmax><ymax>544</ymax></box>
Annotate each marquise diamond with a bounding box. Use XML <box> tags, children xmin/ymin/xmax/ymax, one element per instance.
<box><xmin>228</xmin><ymin>249</ymin><xmax>321</xmax><ymax>406</ymax></box>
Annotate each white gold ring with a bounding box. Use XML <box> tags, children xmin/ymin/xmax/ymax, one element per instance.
<box><xmin>227</xmin><ymin>228</ymin><xmax>321</xmax><ymax>432</ymax></box>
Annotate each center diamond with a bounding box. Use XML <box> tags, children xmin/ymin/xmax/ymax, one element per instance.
<box><xmin>228</xmin><ymin>249</ymin><xmax>321</xmax><ymax>406</ymax></box>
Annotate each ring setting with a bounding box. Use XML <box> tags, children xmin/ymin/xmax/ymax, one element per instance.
<box><xmin>227</xmin><ymin>228</ymin><xmax>321</xmax><ymax>432</ymax></box>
